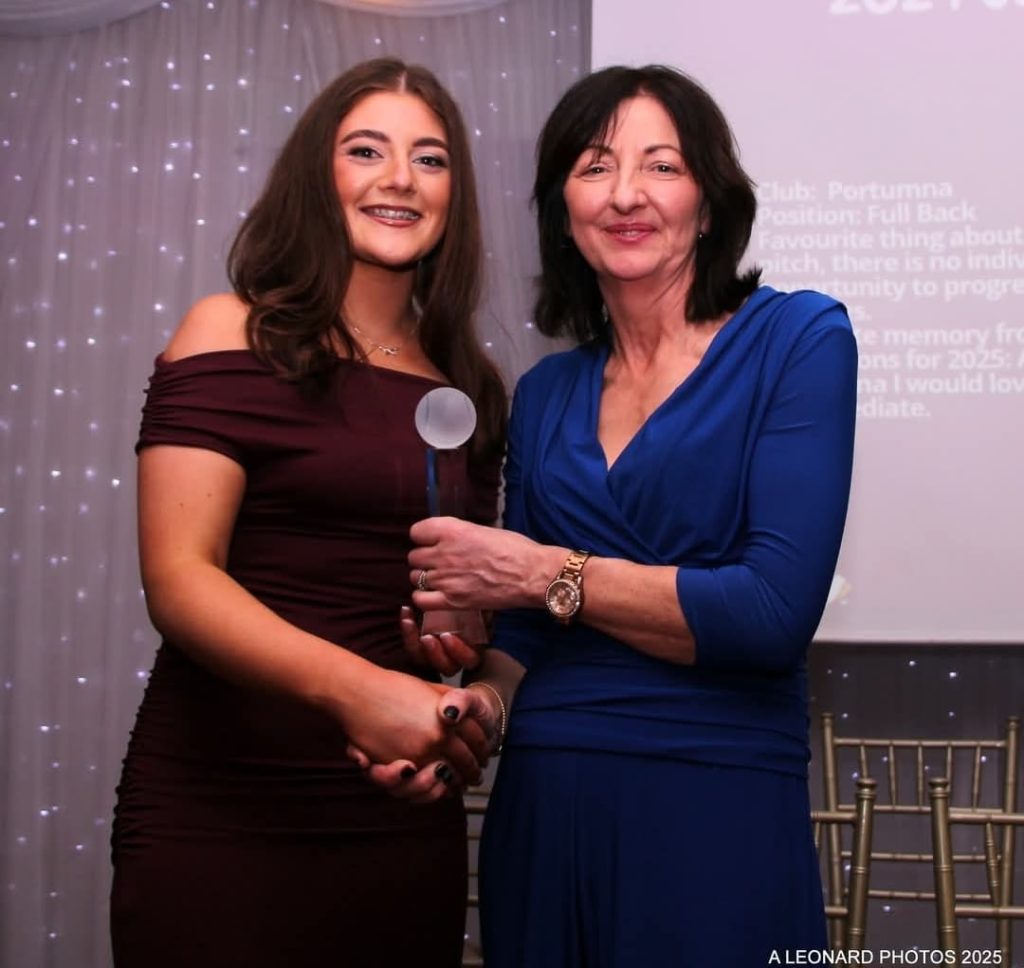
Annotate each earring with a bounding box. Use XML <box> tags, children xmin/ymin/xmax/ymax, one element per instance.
<box><xmin>600</xmin><ymin>304</ymin><xmax>609</xmax><ymax>324</ymax></box>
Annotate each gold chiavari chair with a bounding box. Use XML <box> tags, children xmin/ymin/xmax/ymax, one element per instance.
<box><xmin>812</xmin><ymin>776</ymin><xmax>878</xmax><ymax>949</ymax></box>
<box><xmin>929</xmin><ymin>775</ymin><xmax>1024</xmax><ymax>966</ymax></box>
<box><xmin>820</xmin><ymin>713</ymin><xmax>1020</xmax><ymax>956</ymax></box>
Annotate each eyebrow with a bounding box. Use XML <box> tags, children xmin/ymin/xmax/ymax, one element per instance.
<box><xmin>338</xmin><ymin>128</ymin><xmax>449</xmax><ymax>151</ymax></box>
<box><xmin>583</xmin><ymin>142</ymin><xmax>682</xmax><ymax>156</ymax></box>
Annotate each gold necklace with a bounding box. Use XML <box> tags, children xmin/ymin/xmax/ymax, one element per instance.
<box><xmin>349</xmin><ymin>319</ymin><xmax>419</xmax><ymax>358</ymax></box>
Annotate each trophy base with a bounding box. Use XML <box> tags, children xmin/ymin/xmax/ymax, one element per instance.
<box><xmin>420</xmin><ymin>608</ymin><xmax>489</xmax><ymax>646</ymax></box>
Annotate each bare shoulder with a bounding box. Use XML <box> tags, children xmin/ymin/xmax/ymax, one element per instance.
<box><xmin>163</xmin><ymin>292</ymin><xmax>250</xmax><ymax>362</ymax></box>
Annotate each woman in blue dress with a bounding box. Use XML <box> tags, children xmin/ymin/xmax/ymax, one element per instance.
<box><xmin>360</xmin><ymin>64</ymin><xmax>857</xmax><ymax>968</ymax></box>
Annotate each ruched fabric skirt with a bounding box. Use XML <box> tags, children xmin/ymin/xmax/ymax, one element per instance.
<box><xmin>111</xmin><ymin>749</ymin><xmax>468</xmax><ymax>968</ymax></box>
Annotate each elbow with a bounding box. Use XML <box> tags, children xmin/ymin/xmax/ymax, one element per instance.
<box><xmin>140</xmin><ymin>577</ymin><xmax>179</xmax><ymax>642</ymax></box>
<box><xmin>745</xmin><ymin>603</ymin><xmax>821</xmax><ymax>673</ymax></box>
<box><xmin>750</xmin><ymin>629</ymin><xmax>810</xmax><ymax>674</ymax></box>
<box><xmin>694</xmin><ymin>613</ymin><xmax>813</xmax><ymax>674</ymax></box>
<box><xmin>665</xmin><ymin>628</ymin><xmax>698</xmax><ymax>666</ymax></box>
<box><xmin>138</xmin><ymin>560</ymin><xmax>211</xmax><ymax>642</ymax></box>
<box><xmin>698</xmin><ymin>637</ymin><xmax>808</xmax><ymax>675</ymax></box>
<box><xmin>680</xmin><ymin>568</ymin><xmax>818</xmax><ymax>673</ymax></box>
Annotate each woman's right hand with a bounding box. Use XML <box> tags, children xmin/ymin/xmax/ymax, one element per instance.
<box><xmin>347</xmin><ymin>683</ymin><xmax>501</xmax><ymax>801</ymax></box>
<box><xmin>337</xmin><ymin>667</ymin><xmax>488</xmax><ymax>784</ymax></box>
<box><xmin>399</xmin><ymin>605</ymin><xmax>485</xmax><ymax>676</ymax></box>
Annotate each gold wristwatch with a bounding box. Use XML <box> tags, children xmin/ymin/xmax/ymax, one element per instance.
<box><xmin>544</xmin><ymin>550</ymin><xmax>591</xmax><ymax>625</ymax></box>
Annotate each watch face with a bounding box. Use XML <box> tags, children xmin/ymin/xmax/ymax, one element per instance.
<box><xmin>545</xmin><ymin>577</ymin><xmax>581</xmax><ymax>618</ymax></box>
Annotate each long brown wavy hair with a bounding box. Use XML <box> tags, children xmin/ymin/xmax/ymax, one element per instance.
<box><xmin>227</xmin><ymin>58</ymin><xmax>506</xmax><ymax>460</ymax></box>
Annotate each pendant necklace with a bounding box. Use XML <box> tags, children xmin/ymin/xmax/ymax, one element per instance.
<box><xmin>350</xmin><ymin>318</ymin><xmax>419</xmax><ymax>358</ymax></box>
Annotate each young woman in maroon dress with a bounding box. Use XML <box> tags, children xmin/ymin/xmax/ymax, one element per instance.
<box><xmin>109</xmin><ymin>58</ymin><xmax>506</xmax><ymax>968</ymax></box>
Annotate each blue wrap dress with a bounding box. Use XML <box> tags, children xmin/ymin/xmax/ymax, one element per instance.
<box><xmin>480</xmin><ymin>287</ymin><xmax>858</xmax><ymax>968</ymax></box>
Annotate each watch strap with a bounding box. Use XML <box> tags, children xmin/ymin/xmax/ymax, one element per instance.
<box><xmin>559</xmin><ymin>549</ymin><xmax>591</xmax><ymax>581</ymax></box>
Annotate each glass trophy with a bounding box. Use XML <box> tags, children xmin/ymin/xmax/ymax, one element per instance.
<box><xmin>414</xmin><ymin>387</ymin><xmax>488</xmax><ymax>645</ymax></box>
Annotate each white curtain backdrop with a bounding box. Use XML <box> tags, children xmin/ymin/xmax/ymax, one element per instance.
<box><xmin>0</xmin><ymin>1</ymin><xmax>588</xmax><ymax>964</ymax></box>
<box><xmin>316</xmin><ymin>0</ymin><xmax>507</xmax><ymax>16</ymax></box>
<box><xmin>0</xmin><ymin>0</ymin><xmax>509</xmax><ymax>35</ymax></box>
<box><xmin>0</xmin><ymin>0</ymin><xmax>159</xmax><ymax>36</ymax></box>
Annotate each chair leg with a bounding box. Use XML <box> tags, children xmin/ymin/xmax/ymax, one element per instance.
<box><xmin>821</xmin><ymin>712</ymin><xmax>846</xmax><ymax>948</ymax></box>
<box><xmin>997</xmin><ymin>717</ymin><xmax>1018</xmax><ymax>966</ymax></box>
<box><xmin>929</xmin><ymin>777</ymin><xmax>960</xmax><ymax>963</ymax></box>
<box><xmin>845</xmin><ymin>777</ymin><xmax>876</xmax><ymax>950</ymax></box>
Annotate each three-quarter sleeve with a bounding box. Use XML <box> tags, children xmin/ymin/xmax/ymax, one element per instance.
<box><xmin>677</xmin><ymin>314</ymin><xmax>858</xmax><ymax>672</ymax></box>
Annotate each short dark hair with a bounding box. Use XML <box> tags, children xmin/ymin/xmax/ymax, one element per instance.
<box><xmin>532</xmin><ymin>64</ymin><xmax>761</xmax><ymax>342</ymax></box>
<box><xmin>228</xmin><ymin>57</ymin><xmax>505</xmax><ymax>458</ymax></box>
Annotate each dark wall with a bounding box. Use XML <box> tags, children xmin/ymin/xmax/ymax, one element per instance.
<box><xmin>807</xmin><ymin>643</ymin><xmax>1024</xmax><ymax>961</ymax></box>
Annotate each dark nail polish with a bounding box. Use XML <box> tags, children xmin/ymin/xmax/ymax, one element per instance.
<box><xmin>434</xmin><ymin>763</ymin><xmax>453</xmax><ymax>784</ymax></box>
<box><xmin>443</xmin><ymin>706</ymin><xmax>459</xmax><ymax>721</ymax></box>
<box><xmin>400</xmin><ymin>765</ymin><xmax>416</xmax><ymax>780</ymax></box>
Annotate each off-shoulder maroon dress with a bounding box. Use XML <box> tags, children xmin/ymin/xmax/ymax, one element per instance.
<box><xmin>110</xmin><ymin>350</ymin><xmax>498</xmax><ymax>968</ymax></box>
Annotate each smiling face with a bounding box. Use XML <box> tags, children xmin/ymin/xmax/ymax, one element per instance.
<box><xmin>333</xmin><ymin>90</ymin><xmax>451</xmax><ymax>270</ymax></box>
<box><xmin>563</xmin><ymin>94</ymin><xmax>707</xmax><ymax>290</ymax></box>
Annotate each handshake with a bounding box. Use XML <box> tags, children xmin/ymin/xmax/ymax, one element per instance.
<box><xmin>345</xmin><ymin>605</ymin><xmax>507</xmax><ymax>804</ymax></box>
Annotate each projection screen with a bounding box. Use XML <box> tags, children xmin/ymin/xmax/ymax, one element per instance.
<box><xmin>592</xmin><ymin>0</ymin><xmax>1024</xmax><ymax>642</ymax></box>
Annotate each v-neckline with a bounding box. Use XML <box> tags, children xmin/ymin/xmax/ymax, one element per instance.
<box><xmin>592</xmin><ymin>289</ymin><xmax>767</xmax><ymax>474</ymax></box>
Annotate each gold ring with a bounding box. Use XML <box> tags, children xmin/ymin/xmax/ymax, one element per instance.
<box><xmin>416</xmin><ymin>569</ymin><xmax>430</xmax><ymax>592</ymax></box>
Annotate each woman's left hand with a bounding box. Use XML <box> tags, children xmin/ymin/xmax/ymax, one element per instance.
<box><xmin>408</xmin><ymin>516</ymin><xmax>561</xmax><ymax>613</ymax></box>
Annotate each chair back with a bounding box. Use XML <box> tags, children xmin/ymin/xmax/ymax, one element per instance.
<box><xmin>812</xmin><ymin>776</ymin><xmax>877</xmax><ymax>949</ymax></box>
<box><xmin>929</xmin><ymin>775</ymin><xmax>1024</xmax><ymax>965</ymax></box>
<box><xmin>820</xmin><ymin>713</ymin><xmax>1020</xmax><ymax>955</ymax></box>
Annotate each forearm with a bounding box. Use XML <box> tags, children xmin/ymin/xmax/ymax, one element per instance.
<box><xmin>523</xmin><ymin>548</ymin><xmax>695</xmax><ymax>665</ymax></box>
<box><xmin>143</xmin><ymin>560</ymin><xmax>381</xmax><ymax>728</ymax></box>
<box><xmin>148</xmin><ymin>562</ymin><xmax>490</xmax><ymax>778</ymax></box>
<box><xmin>464</xmin><ymin>648</ymin><xmax>526</xmax><ymax>708</ymax></box>
<box><xmin>578</xmin><ymin>556</ymin><xmax>694</xmax><ymax>663</ymax></box>
<box><xmin>463</xmin><ymin>649</ymin><xmax>526</xmax><ymax>753</ymax></box>
<box><xmin>410</xmin><ymin>519</ymin><xmax>695</xmax><ymax>665</ymax></box>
